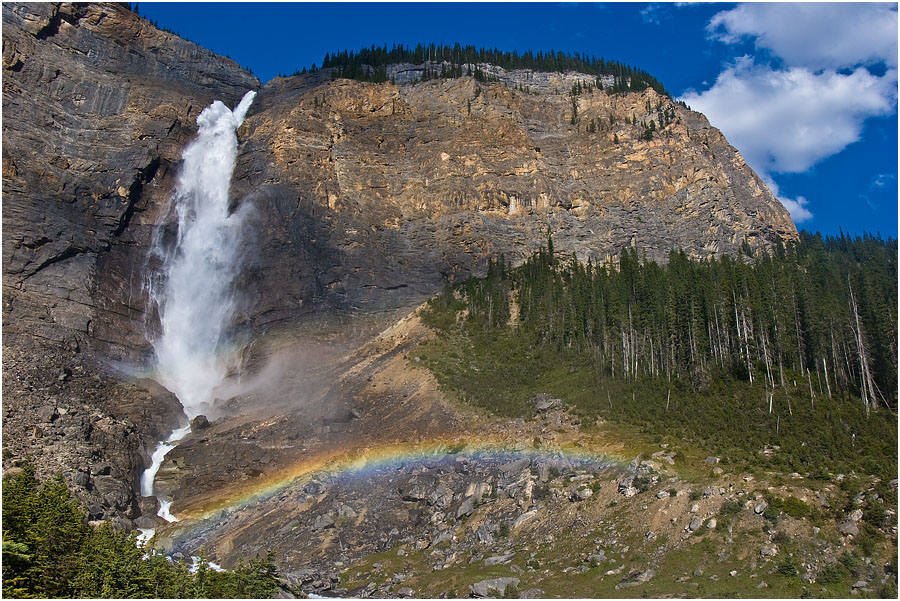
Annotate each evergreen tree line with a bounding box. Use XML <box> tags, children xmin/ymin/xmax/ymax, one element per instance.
<box><xmin>2</xmin><ymin>462</ymin><xmax>281</xmax><ymax>599</ymax></box>
<box><xmin>316</xmin><ymin>43</ymin><xmax>668</xmax><ymax>95</ymax></box>
<box><xmin>449</xmin><ymin>232</ymin><xmax>897</xmax><ymax>412</ymax></box>
<box><xmin>419</xmin><ymin>232</ymin><xmax>896</xmax><ymax>476</ymax></box>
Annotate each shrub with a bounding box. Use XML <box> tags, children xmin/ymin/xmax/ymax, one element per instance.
<box><xmin>720</xmin><ymin>500</ymin><xmax>742</xmax><ymax>515</ymax></box>
<box><xmin>816</xmin><ymin>563</ymin><xmax>846</xmax><ymax>584</ymax></box>
<box><xmin>781</xmin><ymin>496</ymin><xmax>811</xmax><ymax>518</ymax></box>
<box><xmin>777</xmin><ymin>556</ymin><xmax>800</xmax><ymax>576</ymax></box>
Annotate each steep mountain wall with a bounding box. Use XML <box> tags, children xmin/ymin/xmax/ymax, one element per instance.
<box><xmin>232</xmin><ymin>74</ymin><xmax>796</xmax><ymax>331</ymax></box>
<box><xmin>2</xmin><ymin>0</ymin><xmax>797</xmax><ymax>528</ymax></box>
<box><xmin>3</xmin><ymin>2</ymin><xmax>797</xmax><ymax>360</ymax></box>
<box><xmin>2</xmin><ymin>2</ymin><xmax>259</xmax><ymax>359</ymax></box>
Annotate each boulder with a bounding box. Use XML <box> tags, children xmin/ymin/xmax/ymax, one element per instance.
<box><xmin>38</xmin><ymin>406</ymin><xmax>58</xmax><ymax>423</ymax></box>
<box><xmin>484</xmin><ymin>553</ymin><xmax>515</xmax><ymax>566</ymax></box>
<box><xmin>190</xmin><ymin>415</ymin><xmax>210</xmax><ymax>430</ymax></box>
<box><xmin>311</xmin><ymin>514</ymin><xmax>335</xmax><ymax>531</ymax></box>
<box><xmin>838</xmin><ymin>520</ymin><xmax>859</xmax><ymax>537</ymax></box>
<box><xmin>455</xmin><ymin>496</ymin><xmax>475</xmax><ymax>519</ymax></box>
<box><xmin>689</xmin><ymin>516</ymin><xmax>703</xmax><ymax>531</ymax></box>
<box><xmin>754</xmin><ymin>500</ymin><xmax>768</xmax><ymax>514</ymax></box>
<box><xmin>470</xmin><ymin>577</ymin><xmax>519</xmax><ymax>597</ymax></box>
<box><xmin>530</xmin><ymin>393</ymin><xmax>561</xmax><ymax>413</ymax></box>
<box><xmin>512</xmin><ymin>510</ymin><xmax>538</xmax><ymax>529</ymax></box>
<box><xmin>498</xmin><ymin>458</ymin><xmax>530</xmax><ymax>476</ymax></box>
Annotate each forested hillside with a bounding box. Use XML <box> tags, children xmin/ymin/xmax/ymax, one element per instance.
<box><xmin>419</xmin><ymin>232</ymin><xmax>897</xmax><ymax>478</ymax></box>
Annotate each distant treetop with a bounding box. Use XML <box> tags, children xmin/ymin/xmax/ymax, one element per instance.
<box><xmin>309</xmin><ymin>43</ymin><xmax>669</xmax><ymax>96</ymax></box>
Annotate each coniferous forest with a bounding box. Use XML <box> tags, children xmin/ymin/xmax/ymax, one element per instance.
<box><xmin>419</xmin><ymin>232</ymin><xmax>897</xmax><ymax>478</ymax></box>
<box><xmin>309</xmin><ymin>43</ymin><xmax>667</xmax><ymax>95</ymax></box>
<box><xmin>1</xmin><ymin>463</ymin><xmax>282</xmax><ymax>599</ymax></box>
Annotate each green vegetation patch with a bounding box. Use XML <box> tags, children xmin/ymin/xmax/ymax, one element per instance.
<box><xmin>418</xmin><ymin>232</ymin><xmax>898</xmax><ymax>479</ymax></box>
<box><xmin>1</xmin><ymin>461</ymin><xmax>281</xmax><ymax>599</ymax></box>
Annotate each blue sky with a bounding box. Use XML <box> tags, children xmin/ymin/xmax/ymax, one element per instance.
<box><xmin>137</xmin><ymin>2</ymin><xmax>898</xmax><ymax>237</ymax></box>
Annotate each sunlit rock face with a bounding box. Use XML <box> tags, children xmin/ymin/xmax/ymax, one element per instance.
<box><xmin>230</xmin><ymin>73</ymin><xmax>797</xmax><ymax>328</ymax></box>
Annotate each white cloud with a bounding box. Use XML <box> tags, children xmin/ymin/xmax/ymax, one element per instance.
<box><xmin>708</xmin><ymin>3</ymin><xmax>898</xmax><ymax>70</ymax></box>
<box><xmin>762</xmin><ymin>176</ymin><xmax>813</xmax><ymax>223</ymax></box>
<box><xmin>681</xmin><ymin>58</ymin><xmax>898</xmax><ymax>174</ymax></box>
<box><xmin>685</xmin><ymin>3</ymin><xmax>899</xmax><ymax>224</ymax></box>
<box><xmin>872</xmin><ymin>173</ymin><xmax>896</xmax><ymax>188</ymax></box>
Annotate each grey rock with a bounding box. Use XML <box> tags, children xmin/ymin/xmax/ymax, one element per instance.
<box><xmin>760</xmin><ymin>546</ymin><xmax>778</xmax><ymax>557</ymax></box>
<box><xmin>519</xmin><ymin>589</ymin><xmax>544</xmax><ymax>598</ymax></box>
<box><xmin>498</xmin><ymin>458</ymin><xmax>530</xmax><ymax>476</ymax></box>
<box><xmin>190</xmin><ymin>415</ymin><xmax>210</xmax><ymax>430</ymax></box>
<box><xmin>706</xmin><ymin>518</ymin><xmax>717</xmax><ymax>529</ymax></box>
<box><xmin>838</xmin><ymin>520</ymin><xmax>859</xmax><ymax>536</ymax></box>
<box><xmin>484</xmin><ymin>553</ymin><xmax>515</xmax><ymax>566</ymax></box>
<box><xmin>133</xmin><ymin>515</ymin><xmax>160</xmax><ymax>529</ymax></box>
<box><xmin>689</xmin><ymin>516</ymin><xmax>703</xmax><ymax>531</ymax></box>
<box><xmin>757</xmin><ymin>581</ymin><xmax>768</xmax><ymax>589</ymax></box>
<box><xmin>92</xmin><ymin>475</ymin><xmax>132</xmax><ymax>510</ymax></box>
<box><xmin>572</xmin><ymin>487</ymin><xmax>593</xmax><ymax>501</ymax></box>
<box><xmin>397</xmin><ymin>587</ymin><xmax>415</xmax><ymax>598</ymax></box>
<box><xmin>455</xmin><ymin>496</ymin><xmax>475</xmax><ymax>519</ymax></box>
<box><xmin>91</xmin><ymin>462</ymin><xmax>111</xmax><ymax>476</ymax></box>
<box><xmin>530</xmin><ymin>393</ymin><xmax>560</xmax><ymax>413</ymax></box>
<box><xmin>690</xmin><ymin>503</ymin><xmax>700</xmax><ymax>513</ymax></box>
<box><xmin>38</xmin><ymin>406</ymin><xmax>58</xmax><ymax>423</ymax></box>
<box><xmin>470</xmin><ymin>577</ymin><xmax>519</xmax><ymax>598</ymax></box>
<box><xmin>400</xmin><ymin>475</ymin><xmax>436</xmax><ymax>502</ymax></box>
<box><xmin>428</xmin><ymin>483</ymin><xmax>454</xmax><ymax>509</ymax></box>
<box><xmin>304</xmin><ymin>481</ymin><xmax>326</xmax><ymax>495</ymax></box>
<box><xmin>73</xmin><ymin>470</ymin><xmax>90</xmax><ymax>487</ymax></box>
<box><xmin>512</xmin><ymin>510</ymin><xmax>538</xmax><ymax>529</ymax></box>
<box><xmin>754</xmin><ymin>500</ymin><xmax>768</xmax><ymax>514</ymax></box>
<box><xmin>312</xmin><ymin>514</ymin><xmax>335</xmax><ymax>531</ymax></box>
<box><xmin>852</xmin><ymin>580</ymin><xmax>868</xmax><ymax>589</ymax></box>
<box><xmin>475</xmin><ymin>524</ymin><xmax>494</xmax><ymax>544</ymax></box>
<box><xmin>704</xmin><ymin>456</ymin><xmax>720</xmax><ymax>464</ymax></box>
<box><xmin>657</xmin><ymin>491</ymin><xmax>670</xmax><ymax>499</ymax></box>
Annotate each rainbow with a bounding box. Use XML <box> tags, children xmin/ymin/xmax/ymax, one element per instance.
<box><xmin>165</xmin><ymin>436</ymin><xmax>626</xmax><ymax>529</ymax></box>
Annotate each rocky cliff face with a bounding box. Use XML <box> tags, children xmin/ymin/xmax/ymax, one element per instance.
<box><xmin>2</xmin><ymin>2</ymin><xmax>259</xmax><ymax>359</ymax></box>
<box><xmin>2</xmin><ymin>1</ymin><xmax>257</xmax><ymax>525</ymax></box>
<box><xmin>3</xmin><ymin>2</ymin><xmax>796</xmax><ymax>361</ymax></box>
<box><xmin>231</xmin><ymin>71</ymin><xmax>797</xmax><ymax>331</ymax></box>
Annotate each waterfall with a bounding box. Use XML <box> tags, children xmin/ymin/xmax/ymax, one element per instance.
<box><xmin>139</xmin><ymin>90</ymin><xmax>256</xmax><ymax>529</ymax></box>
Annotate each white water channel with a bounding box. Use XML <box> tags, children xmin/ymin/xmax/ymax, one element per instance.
<box><xmin>139</xmin><ymin>90</ymin><xmax>256</xmax><ymax>541</ymax></box>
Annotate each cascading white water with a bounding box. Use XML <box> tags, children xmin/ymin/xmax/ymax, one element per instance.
<box><xmin>139</xmin><ymin>90</ymin><xmax>256</xmax><ymax>532</ymax></box>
